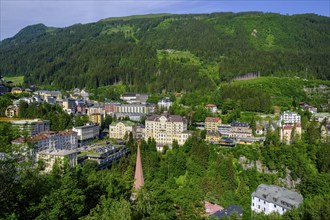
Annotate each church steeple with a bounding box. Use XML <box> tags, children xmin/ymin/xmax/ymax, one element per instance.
<box><xmin>133</xmin><ymin>141</ymin><xmax>144</xmax><ymax>191</ymax></box>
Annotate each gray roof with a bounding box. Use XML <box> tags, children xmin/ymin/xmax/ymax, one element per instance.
<box><xmin>146</xmin><ymin>113</ymin><xmax>187</xmax><ymax>123</ymax></box>
<box><xmin>212</xmin><ymin>205</ymin><xmax>243</xmax><ymax>219</ymax></box>
<box><xmin>231</xmin><ymin>121</ymin><xmax>250</xmax><ymax>127</ymax></box>
<box><xmin>252</xmin><ymin>184</ymin><xmax>303</xmax><ymax>210</ymax></box>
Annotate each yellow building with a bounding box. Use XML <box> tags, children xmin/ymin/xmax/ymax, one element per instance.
<box><xmin>89</xmin><ymin>113</ymin><xmax>103</xmax><ymax>125</ymax></box>
<box><xmin>11</xmin><ymin>87</ymin><xmax>23</xmax><ymax>94</ymax></box>
<box><xmin>205</xmin><ymin>131</ymin><xmax>222</xmax><ymax>143</ymax></box>
<box><xmin>205</xmin><ymin>117</ymin><xmax>222</xmax><ymax>131</ymax></box>
<box><xmin>109</xmin><ymin>121</ymin><xmax>134</xmax><ymax>140</ymax></box>
<box><xmin>37</xmin><ymin>150</ymin><xmax>77</xmax><ymax>173</ymax></box>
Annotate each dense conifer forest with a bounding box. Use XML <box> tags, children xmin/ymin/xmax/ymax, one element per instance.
<box><xmin>1</xmin><ymin>123</ymin><xmax>329</xmax><ymax>219</ymax></box>
<box><xmin>0</xmin><ymin>12</ymin><xmax>329</xmax><ymax>92</ymax></box>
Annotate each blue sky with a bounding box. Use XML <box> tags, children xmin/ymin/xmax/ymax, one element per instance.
<box><xmin>0</xmin><ymin>0</ymin><xmax>329</xmax><ymax>40</ymax></box>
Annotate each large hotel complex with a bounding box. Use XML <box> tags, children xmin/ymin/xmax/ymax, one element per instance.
<box><xmin>145</xmin><ymin>113</ymin><xmax>192</xmax><ymax>146</ymax></box>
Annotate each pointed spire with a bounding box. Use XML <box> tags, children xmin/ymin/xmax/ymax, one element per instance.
<box><xmin>134</xmin><ymin>141</ymin><xmax>144</xmax><ymax>191</ymax></box>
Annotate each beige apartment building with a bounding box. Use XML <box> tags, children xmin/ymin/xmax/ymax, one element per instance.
<box><xmin>205</xmin><ymin>117</ymin><xmax>222</xmax><ymax>131</ymax></box>
<box><xmin>37</xmin><ymin>149</ymin><xmax>77</xmax><ymax>173</ymax></box>
<box><xmin>145</xmin><ymin>113</ymin><xmax>191</xmax><ymax>146</ymax></box>
<box><xmin>280</xmin><ymin>123</ymin><xmax>302</xmax><ymax>144</ymax></box>
<box><xmin>109</xmin><ymin>121</ymin><xmax>135</xmax><ymax>139</ymax></box>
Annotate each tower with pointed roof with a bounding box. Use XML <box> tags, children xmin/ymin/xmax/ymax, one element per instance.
<box><xmin>134</xmin><ymin>141</ymin><xmax>144</xmax><ymax>190</ymax></box>
<box><xmin>131</xmin><ymin>141</ymin><xmax>144</xmax><ymax>201</ymax></box>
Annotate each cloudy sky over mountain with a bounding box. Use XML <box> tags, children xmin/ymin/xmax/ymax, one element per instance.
<box><xmin>1</xmin><ymin>0</ymin><xmax>329</xmax><ymax>40</ymax></box>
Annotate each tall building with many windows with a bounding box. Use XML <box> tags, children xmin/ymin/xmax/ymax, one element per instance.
<box><xmin>145</xmin><ymin>113</ymin><xmax>191</xmax><ymax>146</ymax></box>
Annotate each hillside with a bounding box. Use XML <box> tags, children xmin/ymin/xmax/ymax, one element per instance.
<box><xmin>0</xmin><ymin>12</ymin><xmax>329</xmax><ymax>91</ymax></box>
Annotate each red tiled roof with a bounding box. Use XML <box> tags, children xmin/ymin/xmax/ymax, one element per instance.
<box><xmin>205</xmin><ymin>117</ymin><xmax>221</xmax><ymax>122</ymax></box>
<box><xmin>206</xmin><ymin>104</ymin><xmax>217</xmax><ymax>107</ymax></box>
<box><xmin>204</xmin><ymin>201</ymin><xmax>224</xmax><ymax>215</ymax></box>
<box><xmin>29</xmin><ymin>135</ymin><xmax>48</xmax><ymax>141</ymax></box>
<box><xmin>59</xmin><ymin>129</ymin><xmax>76</xmax><ymax>135</ymax></box>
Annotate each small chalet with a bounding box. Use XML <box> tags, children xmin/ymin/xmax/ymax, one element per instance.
<box><xmin>205</xmin><ymin>104</ymin><xmax>218</xmax><ymax>113</ymax></box>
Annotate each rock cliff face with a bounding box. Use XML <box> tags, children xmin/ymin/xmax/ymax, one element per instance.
<box><xmin>239</xmin><ymin>156</ymin><xmax>301</xmax><ymax>189</ymax></box>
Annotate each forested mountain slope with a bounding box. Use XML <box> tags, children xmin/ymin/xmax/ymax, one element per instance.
<box><xmin>1</xmin><ymin>12</ymin><xmax>329</xmax><ymax>91</ymax></box>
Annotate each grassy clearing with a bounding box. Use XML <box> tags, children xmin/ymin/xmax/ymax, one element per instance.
<box><xmin>157</xmin><ymin>49</ymin><xmax>202</xmax><ymax>65</ymax></box>
<box><xmin>3</xmin><ymin>76</ymin><xmax>24</xmax><ymax>85</ymax></box>
<box><xmin>232</xmin><ymin>76</ymin><xmax>330</xmax><ymax>107</ymax></box>
<box><xmin>101</xmin><ymin>25</ymin><xmax>138</xmax><ymax>43</ymax></box>
<box><xmin>157</xmin><ymin>49</ymin><xmax>219</xmax><ymax>84</ymax></box>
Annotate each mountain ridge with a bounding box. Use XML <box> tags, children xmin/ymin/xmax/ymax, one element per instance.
<box><xmin>0</xmin><ymin>12</ymin><xmax>329</xmax><ymax>91</ymax></box>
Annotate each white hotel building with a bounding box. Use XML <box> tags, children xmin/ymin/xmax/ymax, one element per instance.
<box><xmin>11</xmin><ymin>130</ymin><xmax>78</xmax><ymax>161</ymax></box>
<box><xmin>251</xmin><ymin>184</ymin><xmax>303</xmax><ymax>215</ymax></box>
<box><xmin>280</xmin><ymin>111</ymin><xmax>301</xmax><ymax>125</ymax></box>
<box><xmin>145</xmin><ymin>113</ymin><xmax>192</xmax><ymax>146</ymax></box>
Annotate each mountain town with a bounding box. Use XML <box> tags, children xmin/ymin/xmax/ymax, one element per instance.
<box><xmin>0</xmin><ymin>10</ymin><xmax>329</xmax><ymax>220</ymax></box>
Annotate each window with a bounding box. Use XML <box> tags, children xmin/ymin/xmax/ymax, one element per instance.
<box><xmin>258</xmin><ymin>205</ymin><xmax>260</xmax><ymax>209</ymax></box>
<box><xmin>253</xmin><ymin>203</ymin><xmax>254</xmax><ymax>206</ymax></box>
<box><xmin>264</xmin><ymin>208</ymin><xmax>266</xmax><ymax>211</ymax></box>
<box><xmin>274</xmin><ymin>205</ymin><xmax>276</xmax><ymax>208</ymax></box>
<box><xmin>264</xmin><ymin>201</ymin><xmax>266</xmax><ymax>204</ymax></box>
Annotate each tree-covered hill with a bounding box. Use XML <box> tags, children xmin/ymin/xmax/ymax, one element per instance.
<box><xmin>0</xmin><ymin>12</ymin><xmax>329</xmax><ymax>91</ymax></box>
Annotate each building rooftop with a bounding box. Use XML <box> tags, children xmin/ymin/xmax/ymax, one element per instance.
<box><xmin>38</xmin><ymin>149</ymin><xmax>78</xmax><ymax>156</ymax></box>
<box><xmin>35</xmin><ymin>90</ymin><xmax>61</xmax><ymax>95</ymax></box>
<box><xmin>281</xmin><ymin>111</ymin><xmax>300</xmax><ymax>116</ymax></box>
<box><xmin>12</xmin><ymin>130</ymin><xmax>76</xmax><ymax>144</ymax></box>
<box><xmin>252</xmin><ymin>184</ymin><xmax>303</xmax><ymax>209</ymax></box>
<box><xmin>73</xmin><ymin>123</ymin><xmax>99</xmax><ymax>129</ymax></box>
<box><xmin>219</xmin><ymin>137</ymin><xmax>234</xmax><ymax>143</ymax></box>
<box><xmin>135</xmin><ymin>124</ymin><xmax>145</xmax><ymax>128</ymax></box>
<box><xmin>206</xmin><ymin>104</ymin><xmax>217</xmax><ymax>107</ymax></box>
<box><xmin>146</xmin><ymin>113</ymin><xmax>187</xmax><ymax>123</ymax></box>
<box><xmin>204</xmin><ymin>201</ymin><xmax>224</xmax><ymax>215</ymax></box>
<box><xmin>158</xmin><ymin>97</ymin><xmax>172</xmax><ymax>103</ymax></box>
<box><xmin>212</xmin><ymin>205</ymin><xmax>243</xmax><ymax>219</ymax></box>
<box><xmin>8</xmin><ymin>118</ymin><xmax>46</xmax><ymax>124</ymax></box>
<box><xmin>207</xmin><ymin>130</ymin><xmax>222</xmax><ymax>136</ymax></box>
<box><xmin>282</xmin><ymin>123</ymin><xmax>301</xmax><ymax>130</ymax></box>
<box><xmin>110</xmin><ymin>121</ymin><xmax>135</xmax><ymax>126</ymax></box>
<box><xmin>231</xmin><ymin>121</ymin><xmax>250</xmax><ymax>127</ymax></box>
<box><xmin>205</xmin><ymin>117</ymin><xmax>221</xmax><ymax>123</ymax></box>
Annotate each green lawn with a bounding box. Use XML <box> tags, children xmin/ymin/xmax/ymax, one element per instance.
<box><xmin>3</xmin><ymin>76</ymin><xmax>24</xmax><ymax>85</ymax></box>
